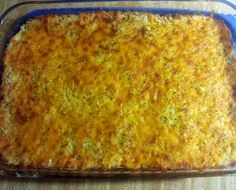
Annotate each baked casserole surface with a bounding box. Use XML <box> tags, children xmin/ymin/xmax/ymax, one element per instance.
<box><xmin>0</xmin><ymin>11</ymin><xmax>236</xmax><ymax>170</ymax></box>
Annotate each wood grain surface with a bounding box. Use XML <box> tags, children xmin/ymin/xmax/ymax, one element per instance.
<box><xmin>0</xmin><ymin>0</ymin><xmax>236</xmax><ymax>189</ymax></box>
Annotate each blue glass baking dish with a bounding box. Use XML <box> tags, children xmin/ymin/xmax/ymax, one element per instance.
<box><xmin>0</xmin><ymin>0</ymin><xmax>236</xmax><ymax>178</ymax></box>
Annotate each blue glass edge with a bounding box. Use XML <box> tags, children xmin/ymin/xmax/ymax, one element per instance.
<box><xmin>6</xmin><ymin>7</ymin><xmax>236</xmax><ymax>55</ymax></box>
<box><xmin>59</xmin><ymin>0</ymin><xmax>236</xmax><ymax>11</ymax></box>
<box><xmin>1</xmin><ymin>0</ymin><xmax>236</xmax><ymax>23</ymax></box>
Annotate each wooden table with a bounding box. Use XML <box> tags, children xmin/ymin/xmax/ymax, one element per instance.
<box><xmin>0</xmin><ymin>0</ymin><xmax>236</xmax><ymax>189</ymax></box>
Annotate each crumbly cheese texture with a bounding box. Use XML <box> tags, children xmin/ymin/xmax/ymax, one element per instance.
<box><xmin>0</xmin><ymin>12</ymin><xmax>236</xmax><ymax>170</ymax></box>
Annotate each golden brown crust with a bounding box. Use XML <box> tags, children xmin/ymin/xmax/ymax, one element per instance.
<box><xmin>0</xmin><ymin>11</ymin><xmax>236</xmax><ymax>170</ymax></box>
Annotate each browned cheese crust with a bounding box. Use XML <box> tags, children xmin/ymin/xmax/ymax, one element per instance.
<box><xmin>0</xmin><ymin>12</ymin><xmax>236</xmax><ymax>170</ymax></box>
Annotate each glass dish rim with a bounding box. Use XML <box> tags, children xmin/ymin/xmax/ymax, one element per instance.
<box><xmin>1</xmin><ymin>0</ymin><xmax>236</xmax><ymax>22</ymax></box>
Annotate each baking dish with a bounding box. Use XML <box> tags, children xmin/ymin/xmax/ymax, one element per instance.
<box><xmin>0</xmin><ymin>0</ymin><xmax>236</xmax><ymax>178</ymax></box>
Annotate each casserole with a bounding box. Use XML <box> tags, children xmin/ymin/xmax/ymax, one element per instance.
<box><xmin>0</xmin><ymin>0</ymin><xmax>236</xmax><ymax>177</ymax></box>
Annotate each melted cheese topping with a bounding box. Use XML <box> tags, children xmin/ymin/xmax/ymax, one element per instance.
<box><xmin>1</xmin><ymin>12</ymin><xmax>236</xmax><ymax>170</ymax></box>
